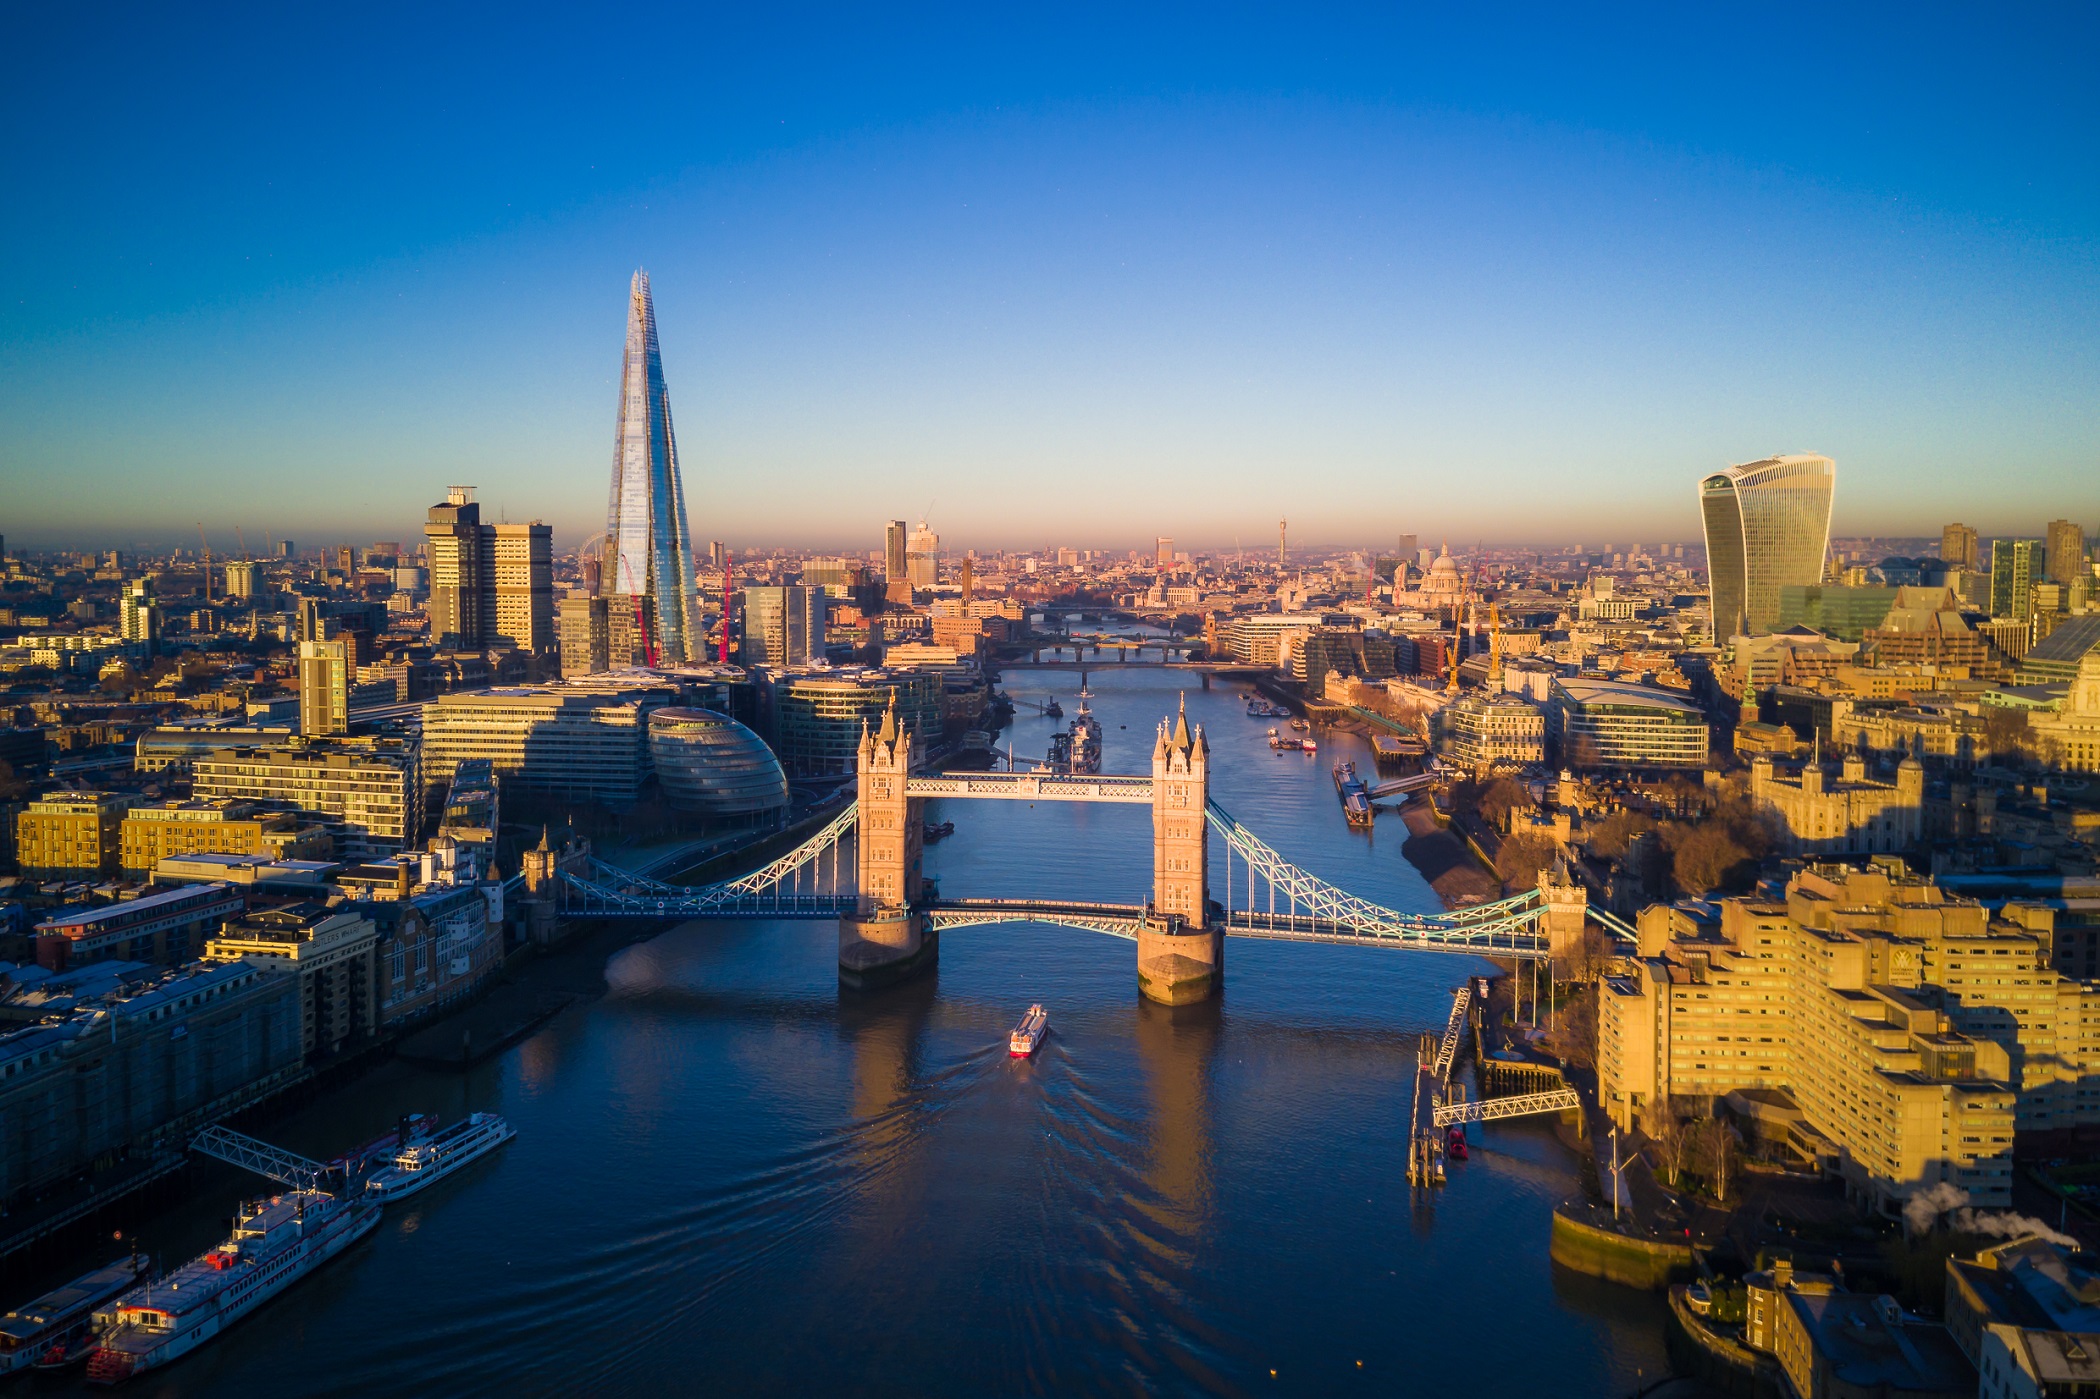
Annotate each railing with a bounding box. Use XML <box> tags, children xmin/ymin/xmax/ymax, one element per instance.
<box><xmin>1431</xmin><ymin>1088</ymin><xmax>1580</xmax><ymax>1127</ymax></box>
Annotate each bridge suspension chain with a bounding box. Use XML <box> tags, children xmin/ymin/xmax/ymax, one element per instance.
<box><xmin>1203</xmin><ymin>800</ymin><xmax>1548</xmax><ymax>951</ymax></box>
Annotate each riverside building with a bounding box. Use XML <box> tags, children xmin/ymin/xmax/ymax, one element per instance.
<box><xmin>118</xmin><ymin>799</ymin><xmax>330</xmax><ymax>875</ymax></box>
<box><xmin>647</xmin><ymin>709</ymin><xmax>790</xmax><ymax>825</ymax></box>
<box><xmin>765</xmin><ymin>667</ymin><xmax>940</xmax><ymax>779</ymax></box>
<box><xmin>191</xmin><ymin>739</ymin><xmax>420</xmax><ymax>859</ymax></box>
<box><xmin>419</xmin><ymin>685</ymin><xmax>668</xmax><ymax>810</ymax></box>
<box><xmin>1547</xmin><ymin>678</ymin><xmax>1708</xmax><ymax>769</ymax></box>
<box><xmin>1432</xmin><ymin>691</ymin><xmax>1546</xmax><ymax>771</ymax></box>
<box><xmin>1698</xmin><ymin>454</ymin><xmax>1836</xmax><ymax>638</ymax></box>
<box><xmin>1599</xmin><ymin>863</ymin><xmax>2100</xmax><ymax>1210</ymax></box>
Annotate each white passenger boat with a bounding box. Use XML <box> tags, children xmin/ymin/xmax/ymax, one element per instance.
<box><xmin>1009</xmin><ymin>1004</ymin><xmax>1049</xmax><ymax>1058</ymax></box>
<box><xmin>86</xmin><ymin>1189</ymin><xmax>379</xmax><ymax>1384</ymax></box>
<box><xmin>363</xmin><ymin>1112</ymin><xmax>515</xmax><ymax>1203</ymax></box>
<box><xmin>0</xmin><ymin>1255</ymin><xmax>149</xmax><ymax>1375</ymax></box>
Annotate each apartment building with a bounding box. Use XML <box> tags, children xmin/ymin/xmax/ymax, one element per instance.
<box><xmin>117</xmin><ymin>798</ymin><xmax>330</xmax><ymax>875</ymax></box>
<box><xmin>14</xmin><ymin>791</ymin><xmax>133</xmax><ymax>879</ymax></box>
<box><xmin>191</xmin><ymin>739</ymin><xmax>420</xmax><ymax>859</ymax></box>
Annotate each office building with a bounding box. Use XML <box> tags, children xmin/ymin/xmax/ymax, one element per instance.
<box><xmin>907</xmin><ymin>522</ymin><xmax>940</xmax><ymax>589</ymax></box>
<box><xmin>424</xmin><ymin>487</ymin><xmax>554</xmax><ymax>653</ymax></box>
<box><xmin>1155</xmin><ymin>537</ymin><xmax>1174</xmax><ymax>568</ymax></box>
<box><xmin>420</xmin><ymin>685</ymin><xmax>668</xmax><ymax>808</ymax></box>
<box><xmin>2046</xmin><ymin>518</ymin><xmax>2088</xmax><ymax>587</ymax></box>
<box><xmin>802</xmin><ymin>557</ymin><xmax>864</xmax><ymax>598</ymax></box>
<box><xmin>1548</xmin><ymin>678</ymin><xmax>1709</xmax><ymax>769</ymax></box>
<box><xmin>1991</xmin><ymin>538</ymin><xmax>2043</xmax><ymax>620</ymax></box>
<box><xmin>884</xmin><ymin>520</ymin><xmax>909</xmax><ymax>582</ymax></box>
<box><xmin>1772</xmin><ymin>585</ymin><xmax>1899</xmax><ymax>641</ymax></box>
<box><xmin>206</xmin><ymin>904</ymin><xmax>380</xmax><ymax>1060</ymax></box>
<box><xmin>1941</xmin><ymin>523</ymin><xmax>1980</xmax><ymax>572</ymax></box>
<box><xmin>15</xmin><ymin>791</ymin><xmax>133</xmax><ymax>880</ymax></box>
<box><xmin>601</xmin><ymin>270</ymin><xmax>702</xmax><ymax>664</ymax></box>
<box><xmin>224</xmin><ymin>560</ymin><xmax>262</xmax><ymax>598</ymax></box>
<box><xmin>117</xmin><ymin>578</ymin><xmax>157</xmax><ymax>651</ymax></box>
<box><xmin>192</xmin><ymin>739</ymin><xmax>420</xmax><ymax>858</ymax></box>
<box><xmin>1432</xmin><ymin>691</ymin><xmax>1546</xmax><ymax>770</ymax></box>
<box><xmin>1599</xmin><ymin>862</ymin><xmax>2100</xmax><ymax>1205</ymax></box>
<box><xmin>1697</xmin><ymin>454</ymin><xmax>1836</xmax><ymax>638</ymax></box>
<box><xmin>118</xmin><ymin>799</ymin><xmax>329</xmax><ymax>875</ymax></box>
<box><xmin>648</xmin><ymin>709</ymin><xmax>791</xmax><ymax>824</ymax></box>
<box><xmin>298</xmin><ymin>638</ymin><xmax>350</xmax><ymax>737</ymax></box>
<box><xmin>767</xmin><ymin>668</ymin><xmax>940</xmax><ymax>778</ymax></box>
<box><xmin>739</xmin><ymin>586</ymin><xmax>825</xmax><ymax>667</ymax></box>
<box><xmin>557</xmin><ymin>594</ymin><xmax>611</xmax><ymax>676</ymax></box>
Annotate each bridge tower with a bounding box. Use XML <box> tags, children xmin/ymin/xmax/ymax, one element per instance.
<box><xmin>1538</xmin><ymin>855</ymin><xmax>1588</xmax><ymax>971</ymax></box>
<box><xmin>840</xmin><ymin>696</ymin><xmax>935</xmax><ymax>987</ymax></box>
<box><xmin>1140</xmin><ymin>696</ymin><xmax>1223</xmax><ymax>1005</ymax></box>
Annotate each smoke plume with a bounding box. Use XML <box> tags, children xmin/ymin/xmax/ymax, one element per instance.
<box><xmin>1951</xmin><ymin>1209</ymin><xmax>2078</xmax><ymax>1248</ymax></box>
<box><xmin>1904</xmin><ymin>1182</ymin><xmax>1969</xmax><ymax>1235</ymax></box>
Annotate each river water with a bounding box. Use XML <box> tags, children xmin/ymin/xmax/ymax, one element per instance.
<box><xmin>47</xmin><ymin>664</ymin><xmax>1676</xmax><ymax>1397</ymax></box>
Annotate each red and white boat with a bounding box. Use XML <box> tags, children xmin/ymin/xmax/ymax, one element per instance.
<box><xmin>1009</xmin><ymin>1004</ymin><xmax>1049</xmax><ymax>1057</ymax></box>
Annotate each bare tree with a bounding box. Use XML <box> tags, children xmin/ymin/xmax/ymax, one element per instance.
<box><xmin>1692</xmin><ymin>1116</ymin><xmax>1742</xmax><ymax>1202</ymax></box>
<box><xmin>1643</xmin><ymin>1097</ymin><xmax>1692</xmax><ymax>1188</ymax></box>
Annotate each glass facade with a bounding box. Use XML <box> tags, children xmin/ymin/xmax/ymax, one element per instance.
<box><xmin>1699</xmin><ymin>454</ymin><xmax>1835</xmax><ymax>638</ymax></box>
<box><xmin>603</xmin><ymin>271</ymin><xmax>701</xmax><ymax>664</ymax></box>
<box><xmin>772</xmin><ymin>669</ymin><xmax>941</xmax><ymax>778</ymax></box>
<box><xmin>647</xmin><ymin>709</ymin><xmax>791</xmax><ymax>821</ymax></box>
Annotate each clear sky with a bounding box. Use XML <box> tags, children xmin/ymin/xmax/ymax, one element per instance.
<box><xmin>4</xmin><ymin>3</ymin><xmax>2098</xmax><ymax>554</ymax></box>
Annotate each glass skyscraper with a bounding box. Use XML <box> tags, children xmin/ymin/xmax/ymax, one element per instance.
<box><xmin>603</xmin><ymin>270</ymin><xmax>701</xmax><ymax>665</ymax></box>
<box><xmin>1698</xmin><ymin>454</ymin><xmax>1836</xmax><ymax>639</ymax></box>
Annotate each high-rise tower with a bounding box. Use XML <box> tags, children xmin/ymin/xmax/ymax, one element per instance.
<box><xmin>1697</xmin><ymin>454</ymin><xmax>1835</xmax><ymax>640</ymax></box>
<box><xmin>602</xmin><ymin>270</ymin><xmax>701</xmax><ymax>665</ymax></box>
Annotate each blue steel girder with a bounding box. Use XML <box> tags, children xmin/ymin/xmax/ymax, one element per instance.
<box><xmin>1206</xmin><ymin>799</ymin><xmax>1550</xmax><ymax>955</ymax></box>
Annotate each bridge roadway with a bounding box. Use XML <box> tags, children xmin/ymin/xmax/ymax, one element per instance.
<box><xmin>905</xmin><ymin>772</ymin><xmax>1153</xmax><ymax>803</ymax></box>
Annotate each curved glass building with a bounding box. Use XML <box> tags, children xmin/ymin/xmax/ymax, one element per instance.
<box><xmin>1698</xmin><ymin>454</ymin><xmax>1836</xmax><ymax>640</ymax></box>
<box><xmin>647</xmin><ymin>709</ymin><xmax>790</xmax><ymax>823</ymax></box>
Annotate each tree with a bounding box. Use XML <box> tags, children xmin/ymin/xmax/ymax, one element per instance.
<box><xmin>1541</xmin><ymin>985</ymin><xmax>1598</xmax><ymax>1072</ymax></box>
<box><xmin>1643</xmin><ymin>1097</ymin><xmax>1692</xmax><ymax>1188</ymax></box>
<box><xmin>1495</xmin><ymin>832</ymin><xmax>1560</xmax><ymax>892</ymax></box>
<box><xmin>1666</xmin><ymin>822</ymin><xmax>1752</xmax><ymax>896</ymax></box>
<box><xmin>1691</xmin><ymin>1116</ymin><xmax>1742</xmax><ymax>1202</ymax></box>
<box><xmin>1589</xmin><ymin>809</ymin><xmax>1657</xmax><ymax>861</ymax></box>
<box><xmin>1477</xmin><ymin>777</ymin><xmax>1534</xmax><ymax>832</ymax></box>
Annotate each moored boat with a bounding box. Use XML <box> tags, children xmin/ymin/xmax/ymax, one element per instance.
<box><xmin>1009</xmin><ymin>1004</ymin><xmax>1049</xmax><ymax>1057</ymax></box>
<box><xmin>0</xmin><ymin>1255</ymin><xmax>150</xmax><ymax>1377</ymax></box>
<box><xmin>86</xmin><ymin>1189</ymin><xmax>380</xmax><ymax>1384</ymax></box>
<box><xmin>363</xmin><ymin>1113</ymin><xmax>516</xmax><ymax>1203</ymax></box>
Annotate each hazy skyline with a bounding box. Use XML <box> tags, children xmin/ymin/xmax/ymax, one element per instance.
<box><xmin>5</xmin><ymin>5</ymin><xmax>2098</xmax><ymax>550</ymax></box>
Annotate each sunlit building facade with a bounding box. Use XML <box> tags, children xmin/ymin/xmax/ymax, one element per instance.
<box><xmin>1698</xmin><ymin>454</ymin><xmax>1836</xmax><ymax>638</ymax></box>
<box><xmin>602</xmin><ymin>270</ymin><xmax>701</xmax><ymax>664</ymax></box>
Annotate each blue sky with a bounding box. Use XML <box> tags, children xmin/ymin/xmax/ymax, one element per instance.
<box><xmin>4</xmin><ymin>3</ymin><xmax>2097</xmax><ymax>552</ymax></box>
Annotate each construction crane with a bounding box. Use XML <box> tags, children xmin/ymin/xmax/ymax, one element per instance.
<box><xmin>196</xmin><ymin>523</ymin><xmax>212</xmax><ymax>604</ymax></box>
<box><xmin>1278</xmin><ymin>518</ymin><xmax>1287</xmax><ymax>569</ymax></box>
<box><xmin>235</xmin><ymin>525</ymin><xmax>247</xmax><ymax>561</ymax></box>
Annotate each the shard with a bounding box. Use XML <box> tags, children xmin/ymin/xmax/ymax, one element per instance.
<box><xmin>602</xmin><ymin>270</ymin><xmax>701</xmax><ymax>665</ymax></box>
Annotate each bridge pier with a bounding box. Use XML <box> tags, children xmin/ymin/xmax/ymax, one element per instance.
<box><xmin>1136</xmin><ymin>914</ymin><xmax>1223</xmax><ymax>1005</ymax></box>
<box><xmin>839</xmin><ymin>905</ymin><xmax>937</xmax><ymax>989</ymax></box>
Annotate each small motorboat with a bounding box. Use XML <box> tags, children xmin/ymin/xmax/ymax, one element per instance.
<box><xmin>1044</xmin><ymin>699</ymin><xmax>1063</xmax><ymax>719</ymax></box>
<box><xmin>1445</xmin><ymin>1126</ymin><xmax>1469</xmax><ymax>1161</ymax></box>
<box><xmin>1009</xmin><ymin>1004</ymin><xmax>1049</xmax><ymax>1058</ymax></box>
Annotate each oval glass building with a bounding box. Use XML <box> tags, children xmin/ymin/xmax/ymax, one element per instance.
<box><xmin>647</xmin><ymin>708</ymin><xmax>790</xmax><ymax>824</ymax></box>
<box><xmin>1698</xmin><ymin>454</ymin><xmax>1835</xmax><ymax>640</ymax></box>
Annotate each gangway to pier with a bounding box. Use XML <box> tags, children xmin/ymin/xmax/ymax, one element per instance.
<box><xmin>190</xmin><ymin>1124</ymin><xmax>327</xmax><ymax>1188</ymax></box>
<box><xmin>1367</xmin><ymin>773</ymin><xmax>1434</xmax><ymax>800</ymax></box>
<box><xmin>1433</xmin><ymin>984</ymin><xmax>1471</xmax><ymax>1083</ymax></box>
<box><xmin>1432</xmin><ymin>1087</ymin><xmax>1580</xmax><ymax>1128</ymax></box>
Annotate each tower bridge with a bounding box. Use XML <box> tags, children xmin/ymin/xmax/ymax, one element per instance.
<box><xmin>534</xmin><ymin>697</ymin><xmax>1612</xmax><ymax>1004</ymax></box>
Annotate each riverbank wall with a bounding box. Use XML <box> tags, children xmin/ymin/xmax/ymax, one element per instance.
<box><xmin>1548</xmin><ymin>1206</ymin><xmax>1694</xmax><ymax>1290</ymax></box>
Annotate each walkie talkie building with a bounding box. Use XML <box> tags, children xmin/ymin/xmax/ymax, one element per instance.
<box><xmin>603</xmin><ymin>270</ymin><xmax>701</xmax><ymax>665</ymax></box>
<box><xmin>1698</xmin><ymin>454</ymin><xmax>1836</xmax><ymax>640</ymax></box>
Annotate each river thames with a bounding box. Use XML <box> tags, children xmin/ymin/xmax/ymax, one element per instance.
<box><xmin>50</xmin><ymin>665</ymin><xmax>1677</xmax><ymax>1397</ymax></box>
